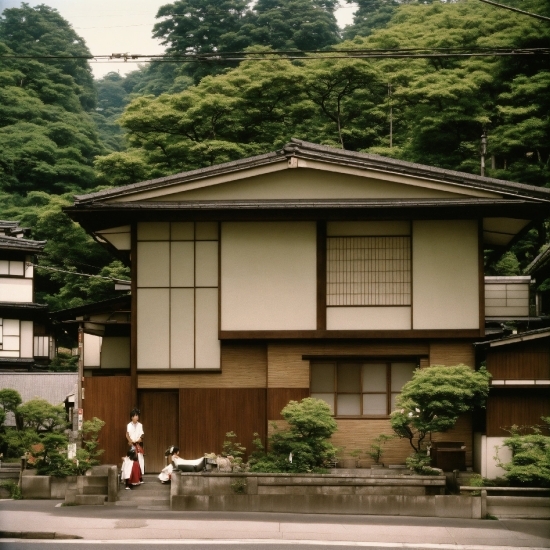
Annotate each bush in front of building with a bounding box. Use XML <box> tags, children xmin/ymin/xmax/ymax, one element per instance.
<box><xmin>497</xmin><ymin>417</ymin><xmax>550</xmax><ymax>487</ymax></box>
<box><xmin>249</xmin><ymin>397</ymin><xmax>338</xmax><ymax>473</ymax></box>
<box><xmin>390</xmin><ymin>365</ymin><xmax>491</xmax><ymax>474</ymax></box>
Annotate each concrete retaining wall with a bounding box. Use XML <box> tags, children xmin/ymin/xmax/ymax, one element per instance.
<box><xmin>171</xmin><ymin>472</ymin><xmax>482</xmax><ymax>518</ymax></box>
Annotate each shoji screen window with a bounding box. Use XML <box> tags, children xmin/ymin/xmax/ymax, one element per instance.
<box><xmin>310</xmin><ymin>361</ymin><xmax>417</xmax><ymax>417</ymax></box>
<box><xmin>137</xmin><ymin>222</ymin><xmax>220</xmax><ymax>370</ymax></box>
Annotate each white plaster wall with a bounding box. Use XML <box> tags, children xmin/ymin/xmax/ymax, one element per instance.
<box><xmin>0</xmin><ymin>278</ymin><xmax>32</xmax><ymax>302</ymax></box>
<box><xmin>477</xmin><ymin>435</ymin><xmax>512</xmax><ymax>479</ymax></box>
<box><xmin>20</xmin><ymin>320</ymin><xmax>33</xmax><ymax>358</ymax></box>
<box><xmin>160</xmin><ymin>169</ymin><xmax>472</xmax><ymax>201</ymax></box>
<box><xmin>137</xmin><ymin>222</ymin><xmax>170</xmax><ymax>240</ymax></box>
<box><xmin>100</xmin><ymin>337</ymin><xmax>130</xmax><ymax>369</ymax></box>
<box><xmin>83</xmin><ymin>333</ymin><xmax>101</xmax><ymax>368</ymax></box>
<box><xmin>221</xmin><ymin>222</ymin><xmax>317</xmax><ymax>331</ymax></box>
<box><xmin>171</xmin><ymin>241</ymin><xmax>194</xmax><ymax>287</ymax></box>
<box><xmin>327</xmin><ymin>221</ymin><xmax>410</xmax><ymax>236</ymax></box>
<box><xmin>412</xmin><ymin>220</ymin><xmax>479</xmax><ymax>329</ymax></box>
<box><xmin>137</xmin><ymin>288</ymin><xmax>170</xmax><ymax>369</ymax></box>
<box><xmin>327</xmin><ymin>307</ymin><xmax>411</xmax><ymax>330</ymax></box>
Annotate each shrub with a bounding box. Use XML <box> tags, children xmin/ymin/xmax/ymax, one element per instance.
<box><xmin>497</xmin><ymin>417</ymin><xmax>550</xmax><ymax>487</ymax></box>
<box><xmin>250</xmin><ymin>398</ymin><xmax>338</xmax><ymax>473</ymax></box>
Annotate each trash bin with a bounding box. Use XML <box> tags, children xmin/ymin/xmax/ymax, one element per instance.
<box><xmin>431</xmin><ymin>441</ymin><xmax>466</xmax><ymax>471</ymax></box>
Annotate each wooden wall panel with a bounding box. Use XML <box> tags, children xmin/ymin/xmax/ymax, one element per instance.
<box><xmin>82</xmin><ymin>376</ymin><xmax>132</xmax><ymax>467</ymax></box>
<box><xmin>487</xmin><ymin>390</ymin><xmax>550</xmax><ymax>436</ymax></box>
<box><xmin>138</xmin><ymin>343</ymin><xmax>267</xmax><ymax>389</ymax></box>
<box><xmin>486</xmin><ymin>341</ymin><xmax>550</xmax><ymax>379</ymax></box>
<box><xmin>267</xmin><ymin>388</ymin><xmax>310</xmax><ymax>420</ymax></box>
<box><xmin>138</xmin><ymin>391</ymin><xmax>179</xmax><ymax>473</ymax></box>
<box><xmin>429</xmin><ymin>341</ymin><xmax>475</xmax><ymax>367</ymax></box>
<box><xmin>267</xmin><ymin>341</ymin><xmax>430</xmax><ymax>388</ymax></box>
<box><xmin>179</xmin><ymin>388</ymin><xmax>266</xmax><ymax>459</ymax></box>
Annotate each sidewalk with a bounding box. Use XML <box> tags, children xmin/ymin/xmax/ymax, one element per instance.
<box><xmin>1</xmin><ymin>499</ymin><xmax>549</xmax><ymax>547</ymax></box>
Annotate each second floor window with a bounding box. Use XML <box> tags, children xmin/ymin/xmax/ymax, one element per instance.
<box><xmin>327</xmin><ymin>236</ymin><xmax>411</xmax><ymax>306</ymax></box>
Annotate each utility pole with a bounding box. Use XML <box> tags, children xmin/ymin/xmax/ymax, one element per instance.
<box><xmin>480</xmin><ymin>132</ymin><xmax>487</xmax><ymax>177</ymax></box>
<box><xmin>388</xmin><ymin>83</ymin><xmax>393</xmax><ymax>148</ymax></box>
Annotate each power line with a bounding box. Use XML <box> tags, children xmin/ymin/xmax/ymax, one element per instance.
<box><xmin>477</xmin><ymin>0</ymin><xmax>550</xmax><ymax>22</ymax></box>
<box><xmin>2</xmin><ymin>47</ymin><xmax>548</xmax><ymax>64</ymax></box>
<box><xmin>28</xmin><ymin>263</ymin><xmax>130</xmax><ymax>284</ymax></box>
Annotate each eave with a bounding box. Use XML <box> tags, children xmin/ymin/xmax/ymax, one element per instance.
<box><xmin>64</xmin><ymin>198</ymin><xmax>549</xmax><ymax>234</ymax></box>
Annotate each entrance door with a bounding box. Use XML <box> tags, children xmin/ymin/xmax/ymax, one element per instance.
<box><xmin>138</xmin><ymin>391</ymin><xmax>179</xmax><ymax>473</ymax></box>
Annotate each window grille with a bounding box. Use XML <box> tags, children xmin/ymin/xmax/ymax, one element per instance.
<box><xmin>326</xmin><ymin>236</ymin><xmax>411</xmax><ymax>306</ymax></box>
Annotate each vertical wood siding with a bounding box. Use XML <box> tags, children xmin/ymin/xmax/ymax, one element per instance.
<box><xmin>179</xmin><ymin>388</ymin><xmax>266</xmax><ymax>459</ymax></box>
<box><xmin>267</xmin><ymin>388</ymin><xmax>310</xmax><ymax>420</ymax></box>
<box><xmin>138</xmin><ymin>391</ymin><xmax>179</xmax><ymax>472</ymax></box>
<box><xmin>82</xmin><ymin>376</ymin><xmax>132</xmax><ymax>467</ymax></box>
<box><xmin>486</xmin><ymin>390</ymin><xmax>550</xmax><ymax>436</ymax></box>
<box><xmin>486</xmin><ymin>341</ymin><xmax>550</xmax><ymax>379</ymax></box>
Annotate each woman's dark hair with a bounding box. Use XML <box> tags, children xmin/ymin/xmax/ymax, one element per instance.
<box><xmin>164</xmin><ymin>445</ymin><xmax>180</xmax><ymax>457</ymax></box>
<box><xmin>130</xmin><ymin>408</ymin><xmax>140</xmax><ymax>419</ymax></box>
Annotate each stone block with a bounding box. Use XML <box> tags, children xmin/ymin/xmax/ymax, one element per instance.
<box><xmin>246</xmin><ymin>476</ymin><xmax>258</xmax><ymax>495</ymax></box>
<box><xmin>88</xmin><ymin>465</ymin><xmax>113</xmax><ymax>476</ymax></box>
<box><xmin>21</xmin><ymin>476</ymin><xmax>51</xmax><ymax>499</ymax></box>
<box><xmin>171</xmin><ymin>495</ymin><xmax>209</xmax><ymax>511</ymax></box>
<box><xmin>74</xmin><ymin>494</ymin><xmax>107</xmax><ymax>505</ymax></box>
<box><xmin>107</xmin><ymin>466</ymin><xmax>118</xmax><ymax>503</ymax></box>
<box><xmin>64</xmin><ymin>487</ymin><xmax>77</xmax><ymax>504</ymax></box>
<box><xmin>51</xmin><ymin>477</ymin><xmax>76</xmax><ymax>499</ymax></box>
<box><xmin>178</xmin><ymin>474</ymin><xmax>205</xmax><ymax>495</ymax></box>
<box><xmin>435</xmin><ymin>495</ymin><xmax>474</xmax><ymax>518</ymax></box>
<box><xmin>288</xmin><ymin>485</ymin><xmax>323</xmax><ymax>495</ymax></box>
<box><xmin>206</xmin><ymin>476</ymin><xmax>232</xmax><ymax>495</ymax></box>
<box><xmin>322</xmin><ymin>486</ymin><xmax>354</xmax><ymax>495</ymax></box>
<box><xmin>258</xmin><ymin>486</ymin><xmax>286</xmax><ymax>495</ymax></box>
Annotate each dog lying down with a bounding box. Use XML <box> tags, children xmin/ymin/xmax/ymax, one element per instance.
<box><xmin>172</xmin><ymin>456</ymin><xmax>205</xmax><ymax>472</ymax></box>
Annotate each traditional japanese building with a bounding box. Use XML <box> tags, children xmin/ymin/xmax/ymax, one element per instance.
<box><xmin>65</xmin><ymin>140</ymin><xmax>550</xmax><ymax>472</ymax></box>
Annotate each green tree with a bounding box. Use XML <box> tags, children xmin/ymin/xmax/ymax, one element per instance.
<box><xmin>391</xmin><ymin>365</ymin><xmax>490</xmax><ymax>472</ymax></box>
<box><xmin>0</xmin><ymin>4</ymin><xmax>103</xmax><ymax>194</ymax></box>
<box><xmin>250</xmin><ymin>397</ymin><xmax>338</xmax><ymax>473</ymax></box>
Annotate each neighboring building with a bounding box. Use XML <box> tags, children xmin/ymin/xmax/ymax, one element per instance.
<box><xmin>474</xmin><ymin>328</ymin><xmax>550</xmax><ymax>478</ymax></box>
<box><xmin>65</xmin><ymin>139</ymin><xmax>550</xmax><ymax>472</ymax></box>
<box><xmin>0</xmin><ymin>221</ymin><xmax>52</xmax><ymax>371</ymax></box>
<box><xmin>0</xmin><ymin>372</ymin><xmax>77</xmax><ymax>427</ymax></box>
<box><xmin>525</xmin><ymin>246</ymin><xmax>550</xmax><ymax>318</ymax></box>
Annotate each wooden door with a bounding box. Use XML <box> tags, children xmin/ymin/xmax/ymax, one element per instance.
<box><xmin>138</xmin><ymin>391</ymin><xmax>179</xmax><ymax>473</ymax></box>
<box><xmin>82</xmin><ymin>376</ymin><xmax>132</xmax><ymax>466</ymax></box>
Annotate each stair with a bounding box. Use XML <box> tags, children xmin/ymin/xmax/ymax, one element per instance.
<box><xmin>115</xmin><ymin>473</ymin><xmax>171</xmax><ymax>510</ymax></box>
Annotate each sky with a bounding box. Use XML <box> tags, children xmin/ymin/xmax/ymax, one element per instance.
<box><xmin>0</xmin><ymin>0</ymin><xmax>358</xmax><ymax>79</ymax></box>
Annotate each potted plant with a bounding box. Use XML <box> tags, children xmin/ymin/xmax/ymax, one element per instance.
<box><xmin>366</xmin><ymin>434</ymin><xmax>393</xmax><ymax>468</ymax></box>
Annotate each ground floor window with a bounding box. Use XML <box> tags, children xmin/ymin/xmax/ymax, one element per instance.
<box><xmin>310</xmin><ymin>360</ymin><xmax>417</xmax><ymax>417</ymax></box>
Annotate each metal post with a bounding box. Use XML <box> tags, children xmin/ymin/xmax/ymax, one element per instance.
<box><xmin>481</xmin><ymin>133</ymin><xmax>487</xmax><ymax>176</ymax></box>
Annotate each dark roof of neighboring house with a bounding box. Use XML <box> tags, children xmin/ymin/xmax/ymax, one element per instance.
<box><xmin>474</xmin><ymin>327</ymin><xmax>550</xmax><ymax>348</ymax></box>
<box><xmin>0</xmin><ymin>234</ymin><xmax>46</xmax><ymax>253</ymax></box>
<box><xmin>0</xmin><ymin>372</ymin><xmax>78</xmax><ymax>425</ymax></box>
<box><xmin>51</xmin><ymin>294</ymin><xmax>131</xmax><ymax>319</ymax></box>
<box><xmin>74</xmin><ymin>139</ymin><xmax>550</xmax><ymax>205</ymax></box>
<box><xmin>525</xmin><ymin>246</ymin><xmax>550</xmax><ymax>277</ymax></box>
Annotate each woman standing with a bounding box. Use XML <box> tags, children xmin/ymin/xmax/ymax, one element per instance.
<box><xmin>126</xmin><ymin>408</ymin><xmax>144</xmax><ymax>482</ymax></box>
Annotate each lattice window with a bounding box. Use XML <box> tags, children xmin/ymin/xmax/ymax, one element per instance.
<box><xmin>326</xmin><ymin>236</ymin><xmax>411</xmax><ymax>306</ymax></box>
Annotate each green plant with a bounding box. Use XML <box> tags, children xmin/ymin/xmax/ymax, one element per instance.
<box><xmin>497</xmin><ymin>417</ymin><xmax>550</xmax><ymax>487</ymax></box>
<box><xmin>249</xmin><ymin>398</ymin><xmax>338</xmax><ymax>473</ymax></box>
<box><xmin>230</xmin><ymin>478</ymin><xmax>247</xmax><ymax>494</ymax></box>
<box><xmin>366</xmin><ymin>434</ymin><xmax>393</xmax><ymax>465</ymax></box>
<box><xmin>222</xmin><ymin>431</ymin><xmax>246</xmax><ymax>471</ymax></box>
<box><xmin>390</xmin><ymin>365</ymin><xmax>490</xmax><ymax>473</ymax></box>
<box><xmin>0</xmin><ymin>479</ymin><xmax>22</xmax><ymax>499</ymax></box>
<box><xmin>405</xmin><ymin>451</ymin><xmax>439</xmax><ymax>476</ymax></box>
<box><xmin>48</xmin><ymin>352</ymin><xmax>78</xmax><ymax>372</ymax></box>
<box><xmin>73</xmin><ymin>417</ymin><xmax>106</xmax><ymax>475</ymax></box>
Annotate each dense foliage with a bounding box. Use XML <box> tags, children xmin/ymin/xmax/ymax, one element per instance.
<box><xmin>498</xmin><ymin>418</ymin><xmax>550</xmax><ymax>487</ymax></box>
<box><xmin>249</xmin><ymin>398</ymin><xmax>338</xmax><ymax>473</ymax></box>
<box><xmin>391</xmin><ymin>365</ymin><xmax>490</xmax><ymax>473</ymax></box>
<box><xmin>0</xmin><ymin>0</ymin><xmax>549</xmax><ymax>311</ymax></box>
<box><xmin>0</xmin><ymin>389</ymin><xmax>105</xmax><ymax>477</ymax></box>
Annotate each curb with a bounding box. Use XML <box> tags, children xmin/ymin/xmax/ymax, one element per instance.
<box><xmin>0</xmin><ymin>531</ymin><xmax>82</xmax><ymax>539</ymax></box>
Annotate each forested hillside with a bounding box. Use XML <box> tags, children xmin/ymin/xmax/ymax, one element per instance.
<box><xmin>1</xmin><ymin>0</ymin><xmax>549</xmax><ymax>310</ymax></box>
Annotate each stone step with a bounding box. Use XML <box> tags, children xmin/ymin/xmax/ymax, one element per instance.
<box><xmin>75</xmin><ymin>494</ymin><xmax>107</xmax><ymax>506</ymax></box>
<box><xmin>83</xmin><ymin>486</ymin><xmax>108</xmax><ymax>495</ymax></box>
<box><xmin>115</xmin><ymin>497</ymin><xmax>170</xmax><ymax>507</ymax></box>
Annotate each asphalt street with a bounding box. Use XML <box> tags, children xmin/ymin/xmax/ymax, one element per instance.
<box><xmin>0</xmin><ymin>499</ymin><xmax>549</xmax><ymax>549</ymax></box>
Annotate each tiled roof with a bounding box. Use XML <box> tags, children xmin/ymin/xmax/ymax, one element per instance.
<box><xmin>74</xmin><ymin>139</ymin><xmax>550</xmax><ymax>204</ymax></box>
<box><xmin>0</xmin><ymin>235</ymin><xmax>46</xmax><ymax>253</ymax></box>
<box><xmin>0</xmin><ymin>372</ymin><xmax>77</xmax><ymax>426</ymax></box>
